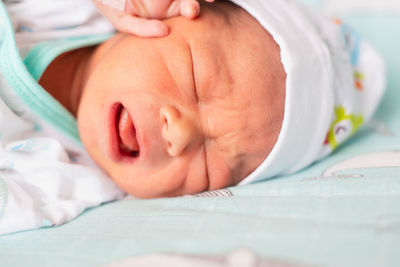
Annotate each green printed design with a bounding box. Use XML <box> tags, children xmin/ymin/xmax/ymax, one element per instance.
<box><xmin>327</xmin><ymin>105</ymin><xmax>364</xmax><ymax>149</ymax></box>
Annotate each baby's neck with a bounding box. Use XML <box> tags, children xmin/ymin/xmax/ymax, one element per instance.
<box><xmin>39</xmin><ymin>46</ymin><xmax>96</xmax><ymax>116</ymax></box>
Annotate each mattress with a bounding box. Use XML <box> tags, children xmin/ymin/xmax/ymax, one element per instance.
<box><xmin>0</xmin><ymin>0</ymin><xmax>399</xmax><ymax>266</ymax></box>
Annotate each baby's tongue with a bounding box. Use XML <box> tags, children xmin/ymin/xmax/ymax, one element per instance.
<box><xmin>118</xmin><ymin>108</ymin><xmax>139</xmax><ymax>153</ymax></box>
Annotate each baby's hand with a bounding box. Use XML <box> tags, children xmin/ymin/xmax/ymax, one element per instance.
<box><xmin>94</xmin><ymin>0</ymin><xmax>215</xmax><ymax>37</ymax></box>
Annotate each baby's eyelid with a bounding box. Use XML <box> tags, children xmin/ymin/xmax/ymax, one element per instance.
<box><xmin>193</xmin><ymin>77</ymin><xmax>200</xmax><ymax>103</ymax></box>
<box><xmin>189</xmin><ymin>46</ymin><xmax>209</xmax><ymax>184</ymax></box>
<box><xmin>189</xmin><ymin>46</ymin><xmax>200</xmax><ymax>103</ymax></box>
<box><xmin>203</xmin><ymin>142</ymin><xmax>210</xmax><ymax>189</ymax></box>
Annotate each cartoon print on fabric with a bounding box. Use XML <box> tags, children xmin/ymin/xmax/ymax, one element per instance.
<box><xmin>334</xmin><ymin>19</ymin><xmax>365</xmax><ymax>90</ymax></box>
<box><xmin>319</xmin><ymin>20</ymin><xmax>366</xmax><ymax>156</ymax></box>
<box><xmin>353</xmin><ymin>71</ymin><xmax>364</xmax><ymax>91</ymax></box>
<box><xmin>304</xmin><ymin>151</ymin><xmax>400</xmax><ymax>181</ymax></box>
<box><xmin>324</xmin><ymin>105</ymin><xmax>363</xmax><ymax>150</ymax></box>
<box><xmin>340</xmin><ymin>22</ymin><xmax>360</xmax><ymax>66</ymax></box>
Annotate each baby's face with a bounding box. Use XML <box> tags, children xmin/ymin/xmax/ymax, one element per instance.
<box><xmin>78</xmin><ymin>2</ymin><xmax>285</xmax><ymax>198</ymax></box>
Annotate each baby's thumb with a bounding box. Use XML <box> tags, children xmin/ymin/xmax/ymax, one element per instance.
<box><xmin>166</xmin><ymin>0</ymin><xmax>200</xmax><ymax>19</ymax></box>
<box><xmin>180</xmin><ymin>0</ymin><xmax>200</xmax><ymax>19</ymax></box>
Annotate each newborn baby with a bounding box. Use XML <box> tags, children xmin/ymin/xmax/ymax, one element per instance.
<box><xmin>1</xmin><ymin>0</ymin><xmax>385</xmax><ymax>203</ymax></box>
<box><xmin>0</xmin><ymin>0</ymin><xmax>386</xmax><ymax>233</ymax></box>
<box><xmin>40</xmin><ymin>0</ymin><xmax>385</xmax><ymax>198</ymax></box>
<box><xmin>39</xmin><ymin>1</ymin><xmax>286</xmax><ymax>198</ymax></box>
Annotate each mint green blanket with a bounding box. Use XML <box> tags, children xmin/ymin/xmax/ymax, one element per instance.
<box><xmin>0</xmin><ymin>1</ymin><xmax>399</xmax><ymax>266</ymax></box>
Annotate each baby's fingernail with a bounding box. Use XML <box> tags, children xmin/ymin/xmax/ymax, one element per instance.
<box><xmin>149</xmin><ymin>26</ymin><xmax>169</xmax><ymax>37</ymax></box>
<box><xmin>134</xmin><ymin>22</ymin><xmax>169</xmax><ymax>37</ymax></box>
<box><xmin>156</xmin><ymin>24</ymin><xmax>170</xmax><ymax>37</ymax></box>
<box><xmin>147</xmin><ymin>20</ymin><xmax>169</xmax><ymax>36</ymax></box>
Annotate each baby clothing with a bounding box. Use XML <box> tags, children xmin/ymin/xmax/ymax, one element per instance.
<box><xmin>0</xmin><ymin>0</ymin><xmax>124</xmax><ymax>234</ymax></box>
<box><xmin>232</xmin><ymin>0</ymin><xmax>386</xmax><ymax>184</ymax></box>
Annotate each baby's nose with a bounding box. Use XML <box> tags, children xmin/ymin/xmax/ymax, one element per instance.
<box><xmin>160</xmin><ymin>106</ymin><xmax>201</xmax><ymax>157</ymax></box>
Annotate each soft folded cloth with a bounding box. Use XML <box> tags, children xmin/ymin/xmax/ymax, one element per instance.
<box><xmin>0</xmin><ymin>98</ymin><xmax>125</xmax><ymax>234</ymax></box>
<box><xmin>0</xmin><ymin>0</ymin><xmax>124</xmax><ymax>235</ymax></box>
<box><xmin>234</xmin><ymin>0</ymin><xmax>386</xmax><ymax>184</ymax></box>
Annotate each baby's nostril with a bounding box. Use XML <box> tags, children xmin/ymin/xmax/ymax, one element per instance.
<box><xmin>164</xmin><ymin>118</ymin><xmax>168</xmax><ymax>130</ymax></box>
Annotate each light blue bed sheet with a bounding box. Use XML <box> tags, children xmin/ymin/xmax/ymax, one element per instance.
<box><xmin>0</xmin><ymin>1</ymin><xmax>399</xmax><ymax>266</ymax></box>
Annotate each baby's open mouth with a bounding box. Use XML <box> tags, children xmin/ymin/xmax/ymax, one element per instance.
<box><xmin>116</xmin><ymin>105</ymin><xmax>140</xmax><ymax>157</ymax></box>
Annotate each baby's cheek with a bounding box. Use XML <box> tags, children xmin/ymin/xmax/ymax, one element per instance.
<box><xmin>77</xmin><ymin>100</ymin><xmax>112</xmax><ymax>173</ymax></box>
<box><xmin>77</xmin><ymin>115</ymin><xmax>97</xmax><ymax>154</ymax></box>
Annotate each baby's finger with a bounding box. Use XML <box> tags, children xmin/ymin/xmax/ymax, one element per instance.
<box><xmin>115</xmin><ymin>15</ymin><xmax>169</xmax><ymax>37</ymax></box>
<box><xmin>180</xmin><ymin>0</ymin><xmax>216</xmax><ymax>18</ymax></box>
<box><xmin>167</xmin><ymin>0</ymin><xmax>214</xmax><ymax>19</ymax></box>
<box><xmin>180</xmin><ymin>0</ymin><xmax>200</xmax><ymax>19</ymax></box>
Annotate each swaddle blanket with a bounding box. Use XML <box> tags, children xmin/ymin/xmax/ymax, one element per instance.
<box><xmin>233</xmin><ymin>0</ymin><xmax>386</xmax><ymax>184</ymax></box>
<box><xmin>0</xmin><ymin>0</ymin><xmax>124</xmax><ymax>235</ymax></box>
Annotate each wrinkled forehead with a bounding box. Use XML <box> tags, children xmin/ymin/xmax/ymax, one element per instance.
<box><xmin>98</xmin><ymin>1</ymin><xmax>286</xmax><ymax>130</ymax></box>
<box><xmin>98</xmin><ymin>1</ymin><xmax>285</xmax><ymax>96</ymax></box>
<box><xmin>168</xmin><ymin>0</ymin><xmax>286</xmax><ymax>100</ymax></box>
<box><xmin>113</xmin><ymin>0</ymin><xmax>285</xmax><ymax>137</ymax></box>
<box><xmin>187</xmin><ymin>2</ymin><xmax>286</xmax><ymax>180</ymax></box>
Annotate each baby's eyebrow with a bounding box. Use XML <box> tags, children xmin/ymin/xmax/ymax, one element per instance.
<box><xmin>203</xmin><ymin>147</ymin><xmax>211</xmax><ymax>191</ymax></box>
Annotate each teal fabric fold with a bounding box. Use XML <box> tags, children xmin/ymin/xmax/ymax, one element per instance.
<box><xmin>0</xmin><ymin>1</ymin><xmax>112</xmax><ymax>144</ymax></box>
<box><xmin>24</xmin><ymin>34</ymin><xmax>112</xmax><ymax>82</ymax></box>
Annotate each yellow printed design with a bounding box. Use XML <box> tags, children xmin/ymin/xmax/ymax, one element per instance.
<box><xmin>325</xmin><ymin>106</ymin><xmax>364</xmax><ymax>150</ymax></box>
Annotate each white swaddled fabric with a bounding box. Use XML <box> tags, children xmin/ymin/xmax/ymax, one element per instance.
<box><xmin>0</xmin><ymin>0</ymin><xmax>124</xmax><ymax>235</ymax></box>
<box><xmin>232</xmin><ymin>0</ymin><xmax>386</xmax><ymax>184</ymax></box>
